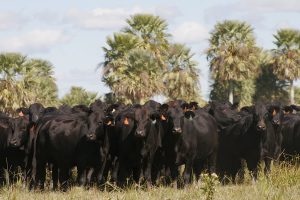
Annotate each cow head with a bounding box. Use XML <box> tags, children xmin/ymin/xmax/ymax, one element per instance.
<box><xmin>254</xmin><ymin>103</ymin><xmax>268</xmax><ymax>131</ymax></box>
<box><xmin>267</xmin><ymin>103</ymin><xmax>283</xmax><ymax>127</ymax></box>
<box><xmin>208</xmin><ymin>101</ymin><xmax>241</xmax><ymax>128</ymax></box>
<box><xmin>8</xmin><ymin>116</ymin><xmax>30</xmax><ymax>148</ymax></box>
<box><xmin>86</xmin><ymin>110</ymin><xmax>106</xmax><ymax>141</ymax></box>
<box><xmin>135</xmin><ymin>106</ymin><xmax>160</xmax><ymax>138</ymax></box>
<box><xmin>163</xmin><ymin>104</ymin><xmax>184</xmax><ymax>134</ymax></box>
<box><xmin>29</xmin><ymin>103</ymin><xmax>44</xmax><ymax>124</ymax></box>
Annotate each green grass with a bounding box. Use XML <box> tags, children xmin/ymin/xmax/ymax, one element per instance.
<box><xmin>1</xmin><ymin>161</ymin><xmax>300</xmax><ymax>200</ymax></box>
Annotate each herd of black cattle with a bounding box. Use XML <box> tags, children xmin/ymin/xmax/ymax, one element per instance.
<box><xmin>1</xmin><ymin>99</ymin><xmax>300</xmax><ymax>191</ymax></box>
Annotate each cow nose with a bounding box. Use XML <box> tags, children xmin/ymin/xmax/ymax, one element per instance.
<box><xmin>257</xmin><ymin>125</ymin><xmax>266</xmax><ymax>130</ymax></box>
<box><xmin>272</xmin><ymin>120</ymin><xmax>280</xmax><ymax>125</ymax></box>
<box><xmin>136</xmin><ymin>130</ymin><xmax>145</xmax><ymax>137</ymax></box>
<box><xmin>87</xmin><ymin>134</ymin><xmax>96</xmax><ymax>140</ymax></box>
<box><xmin>9</xmin><ymin>139</ymin><xmax>18</xmax><ymax>147</ymax></box>
<box><xmin>173</xmin><ymin>127</ymin><xmax>182</xmax><ymax>133</ymax></box>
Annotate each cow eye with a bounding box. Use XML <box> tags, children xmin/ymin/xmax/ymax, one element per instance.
<box><xmin>98</xmin><ymin>121</ymin><xmax>103</xmax><ymax>124</ymax></box>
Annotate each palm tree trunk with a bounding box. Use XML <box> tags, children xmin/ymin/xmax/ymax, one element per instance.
<box><xmin>290</xmin><ymin>80</ymin><xmax>295</xmax><ymax>104</ymax></box>
<box><xmin>229</xmin><ymin>80</ymin><xmax>234</xmax><ymax>104</ymax></box>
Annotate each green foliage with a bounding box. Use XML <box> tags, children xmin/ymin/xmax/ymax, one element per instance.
<box><xmin>294</xmin><ymin>87</ymin><xmax>300</xmax><ymax>104</ymax></box>
<box><xmin>163</xmin><ymin>43</ymin><xmax>201</xmax><ymax>102</ymax></box>
<box><xmin>254</xmin><ymin>63</ymin><xmax>289</xmax><ymax>104</ymax></box>
<box><xmin>207</xmin><ymin>20</ymin><xmax>261</xmax><ymax>82</ymax></box>
<box><xmin>102</xmin><ymin>14</ymin><xmax>202</xmax><ymax>104</ymax></box>
<box><xmin>207</xmin><ymin>20</ymin><xmax>261</xmax><ymax>103</ymax></box>
<box><xmin>0</xmin><ymin>53</ymin><xmax>58</xmax><ymax>114</ymax></box>
<box><xmin>272</xmin><ymin>29</ymin><xmax>300</xmax><ymax>81</ymax></box>
<box><xmin>271</xmin><ymin>29</ymin><xmax>300</xmax><ymax>104</ymax></box>
<box><xmin>60</xmin><ymin>86</ymin><xmax>97</xmax><ymax>106</ymax></box>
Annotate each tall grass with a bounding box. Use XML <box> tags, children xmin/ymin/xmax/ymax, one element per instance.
<box><xmin>1</xmin><ymin>161</ymin><xmax>300</xmax><ymax>200</ymax></box>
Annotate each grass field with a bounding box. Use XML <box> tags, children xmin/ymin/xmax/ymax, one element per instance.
<box><xmin>1</xmin><ymin>161</ymin><xmax>300</xmax><ymax>200</ymax></box>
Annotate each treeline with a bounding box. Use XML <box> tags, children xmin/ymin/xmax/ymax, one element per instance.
<box><xmin>102</xmin><ymin>14</ymin><xmax>300</xmax><ymax>106</ymax></box>
<box><xmin>1</xmin><ymin>14</ymin><xmax>300</xmax><ymax>113</ymax></box>
<box><xmin>0</xmin><ymin>53</ymin><xmax>97</xmax><ymax>114</ymax></box>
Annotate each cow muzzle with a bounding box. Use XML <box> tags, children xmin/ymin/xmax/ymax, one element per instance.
<box><xmin>9</xmin><ymin>139</ymin><xmax>20</xmax><ymax>148</ymax></box>
<box><xmin>257</xmin><ymin>124</ymin><xmax>266</xmax><ymax>131</ymax></box>
<box><xmin>173</xmin><ymin>127</ymin><xmax>182</xmax><ymax>134</ymax></box>
<box><xmin>272</xmin><ymin>119</ymin><xmax>280</xmax><ymax>126</ymax></box>
<box><xmin>135</xmin><ymin>130</ymin><xmax>146</xmax><ymax>137</ymax></box>
<box><xmin>86</xmin><ymin>133</ymin><xmax>96</xmax><ymax>141</ymax></box>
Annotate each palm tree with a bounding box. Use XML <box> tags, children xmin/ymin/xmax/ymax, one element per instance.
<box><xmin>163</xmin><ymin>43</ymin><xmax>201</xmax><ymax>102</ymax></box>
<box><xmin>207</xmin><ymin>20</ymin><xmax>260</xmax><ymax>103</ymax></box>
<box><xmin>105</xmin><ymin>48</ymin><xmax>162</xmax><ymax>104</ymax></box>
<box><xmin>122</xmin><ymin>14</ymin><xmax>170</xmax><ymax>67</ymax></box>
<box><xmin>22</xmin><ymin>59</ymin><xmax>58</xmax><ymax>106</ymax></box>
<box><xmin>0</xmin><ymin>53</ymin><xmax>58</xmax><ymax>114</ymax></box>
<box><xmin>272</xmin><ymin>28</ymin><xmax>300</xmax><ymax>104</ymax></box>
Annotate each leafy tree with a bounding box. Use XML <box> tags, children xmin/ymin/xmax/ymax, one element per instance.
<box><xmin>207</xmin><ymin>20</ymin><xmax>261</xmax><ymax>103</ymax></box>
<box><xmin>254</xmin><ymin>52</ymin><xmax>289</xmax><ymax>104</ymax></box>
<box><xmin>60</xmin><ymin>86</ymin><xmax>97</xmax><ymax>106</ymax></box>
<box><xmin>271</xmin><ymin>28</ymin><xmax>300</xmax><ymax>104</ymax></box>
<box><xmin>0</xmin><ymin>53</ymin><xmax>58</xmax><ymax>114</ymax></box>
<box><xmin>163</xmin><ymin>43</ymin><xmax>201</xmax><ymax>102</ymax></box>
<box><xmin>122</xmin><ymin>14</ymin><xmax>170</xmax><ymax>66</ymax></box>
<box><xmin>102</xmin><ymin>14</ymin><xmax>203</xmax><ymax>104</ymax></box>
<box><xmin>104</xmin><ymin>48</ymin><xmax>163</xmax><ymax>104</ymax></box>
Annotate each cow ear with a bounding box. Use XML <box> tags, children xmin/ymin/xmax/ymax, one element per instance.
<box><xmin>184</xmin><ymin>111</ymin><xmax>195</xmax><ymax>120</ymax></box>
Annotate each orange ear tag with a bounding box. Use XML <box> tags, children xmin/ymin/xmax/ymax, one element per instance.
<box><xmin>272</xmin><ymin>110</ymin><xmax>277</xmax><ymax>116</ymax></box>
<box><xmin>161</xmin><ymin>115</ymin><xmax>166</xmax><ymax>121</ymax></box>
<box><xmin>106</xmin><ymin>120</ymin><xmax>112</xmax><ymax>126</ymax></box>
<box><xmin>123</xmin><ymin>117</ymin><xmax>129</xmax><ymax>125</ymax></box>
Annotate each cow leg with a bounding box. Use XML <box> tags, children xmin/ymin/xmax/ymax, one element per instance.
<box><xmin>52</xmin><ymin>165</ymin><xmax>58</xmax><ymax>191</ymax></box>
<box><xmin>193</xmin><ymin>161</ymin><xmax>204</xmax><ymax>182</ymax></box>
<box><xmin>59</xmin><ymin>168</ymin><xmax>70</xmax><ymax>191</ymax></box>
<box><xmin>183</xmin><ymin>159</ymin><xmax>193</xmax><ymax>186</ymax></box>
<box><xmin>246</xmin><ymin>159</ymin><xmax>259</xmax><ymax>181</ymax></box>
<box><xmin>77</xmin><ymin>166</ymin><xmax>87</xmax><ymax>187</ymax></box>
<box><xmin>117</xmin><ymin>164</ymin><xmax>130</xmax><ymax>187</ymax></box>
<box><xmin>144</xmin><ymin>157</ymin><xmax>154</xmax><ymax>187</ymax></box>
<box><xmin>111</xmin><ymin>158</ymin><xmax>119</xmax><ymax>184</ymax></box>
<box><xmin>132</xmin><ymin>165</ymin><xmax>142</xmax><ymax>185</ymax></box>
<box><xmin>87</xmin><ymin>168</ymin><xmax>96</xmax><ymax>188</ymax></box>
<box><xmin>264</xmin><ymin>157</ymin><xmax>271</xmax><ymax>176</ymax></box>
<box><xmin>36</xmin><ymin>161</ymin><xmax>46</xmax><ymax>190</ymax></box>
<box><xmin>208</xmin><ymin>151</ymin><xmax>217</xmax><ymax>175</ymax></box>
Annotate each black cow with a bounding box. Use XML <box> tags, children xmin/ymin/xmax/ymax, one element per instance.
<box><xmin>114</xmin><ymin>105</ymin><xmax>147</xmax><ymax>186</ymax></box>
<box><xmin>280</xmin><ymin>105</ymin><xmax>300</xmax><ymax>159</ymax></box>
<box><xmin>31</xmin><ymin>113</ymin><xmax>89</xmax><ymax>190</ymax></box>
<box><xmin>0</xmin><ymin>114</ymin><xmax>12</xmax><ymax>185</ymax></box>
<box><xmin>136</xmin><ymin>100</ymin><xmax>163</xmax><ymax>186</ymax></box>
<box><xmin>173</xmin><ymin>107</ymin><xmax>218</xmax><ymax>186</ymax></box>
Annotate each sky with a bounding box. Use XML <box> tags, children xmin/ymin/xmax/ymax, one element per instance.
<box><xmin>1</xmin><ymin>0</ymin><xmax>300</xmax><ymax>100</ymax></box>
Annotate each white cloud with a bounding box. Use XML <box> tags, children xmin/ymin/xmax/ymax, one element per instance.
<box><xmin>65</xmin><ymin>6</ymin><xmax>181</xmax><ymax>31</ymax></box>
<box><xmin>0</xmin><ymin>29</ymin><xmax>70</xmax><ymax>53</ymax></box>
<box><xmin>154</xmin><ymin>5</ymin><xmax>181</xmax><ymax>21</ymax></box>
<box><xmin>0</xmin><ymin>12</ymin><xmax>28</xmax><ymax>30</ymax></box>
<box><xmin>65</xmin><ymin>7</ymin><xmax>143</xmax><ymax>30</ymax></box>
<box><xmin>205</xmin><ymin>0</ymin><xmax>300</xmax><ymax>25</ymax></box>
<box><xmin>172</xmin><ymin>22</ymin><xmax>209</xmax><ymax>44</ymax></box>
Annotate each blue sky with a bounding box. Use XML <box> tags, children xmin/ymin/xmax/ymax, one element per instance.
<box><xmin>1</xmin><ymin>0</ymin><xmax>300</xmax><ymax>100</ymax></box>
